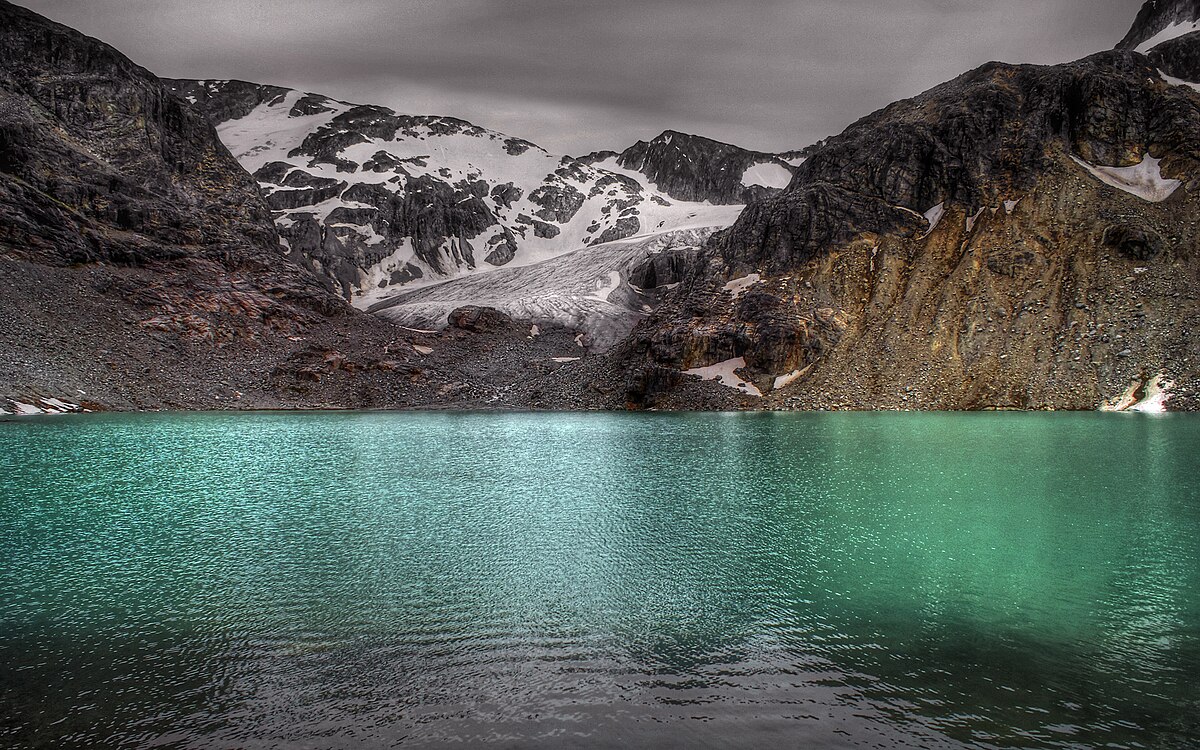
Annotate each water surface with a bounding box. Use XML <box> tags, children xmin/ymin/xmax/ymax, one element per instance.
<box><xmin>1</xmin><ymin>411</ymin><xmax>1198</xmax><ymax>749</ymax></box>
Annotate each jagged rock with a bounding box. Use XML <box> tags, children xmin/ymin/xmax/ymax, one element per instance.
<box><xmin>615</xmin><ymin>130</ymin><xmax>796</xmax><ymax>204</ymax></box>
<box><xmin>448</xmin><ymin>306</ymin><xmax>514</xmax><ymax>332</ymax></box>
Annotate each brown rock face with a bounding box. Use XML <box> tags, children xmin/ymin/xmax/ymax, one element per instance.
<box><xmin>616</xmin><ymin>50</ymin><xmax>1200</xmax><ymax>411</ymax></box>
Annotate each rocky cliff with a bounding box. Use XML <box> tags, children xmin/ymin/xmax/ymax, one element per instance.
<box><xmin>604</xmin><ymin>49</ymin><xmax>1200</xmax><ymax>412</ymax></box>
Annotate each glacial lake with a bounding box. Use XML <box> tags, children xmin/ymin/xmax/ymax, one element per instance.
<box><xmin>1</xmin><ymin>411</ymin><xmax>1198</xmax><ymax>749</ymax></box>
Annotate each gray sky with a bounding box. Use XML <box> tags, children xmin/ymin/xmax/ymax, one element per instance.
<box><xmin>24</xmin><ymin>0</ymin><xmax>1139</xmax><ymax>155</ymax></box>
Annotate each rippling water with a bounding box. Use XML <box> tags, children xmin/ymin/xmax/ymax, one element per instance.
<box><xmin>1</xmin><ymin>412</ymin><xmax>1198</xmax><ymax>749</ymax></box>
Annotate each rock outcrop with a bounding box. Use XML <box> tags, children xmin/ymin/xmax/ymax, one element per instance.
<box><xmin>610</xmin><ymin>49</ymin><xmax>1200</xmax><ymax>411</ymax></box>
<box><xmin>596</xmin><ymin>130</ymin><xmax>799</xmax><ymax>205</ymax></box>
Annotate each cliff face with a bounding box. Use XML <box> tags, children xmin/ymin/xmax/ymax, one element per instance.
<box><xmin>611</xmin><ymin>50</ymin><xmax>1200</xmax><ymax>412</ymax></box>
<box><xmin>0</xmin><ymin>2</ymin><xmax>283</xmax><ymax>268</ymax></box>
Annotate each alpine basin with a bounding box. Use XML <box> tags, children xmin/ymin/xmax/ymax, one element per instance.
<box><xmin>1</xmin><ymin>412</ymin><xmax>1198</xmax><ymax>749</ymax></box>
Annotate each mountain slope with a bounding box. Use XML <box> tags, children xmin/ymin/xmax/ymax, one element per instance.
<box><xmin>1118</xmin><ymin>0</ymin><xmax>1200</xmax><ymax>52</ymax></box>
<box><xmin>0</xmin><ymin>0</ymin><xmax>575</xmax><ymax>413</ymax></box>
<box><xmin>167</xmin><ymin>79</ymin><xmax>798</xmax><ymax>307</ymax></box>
<box><xmin>598</xmin><ymin>49</ymin><xmax>1200</xmax><ymax>412</ymax></box>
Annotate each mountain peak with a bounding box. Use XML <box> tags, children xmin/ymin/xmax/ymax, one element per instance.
<box><xmin>1117</xmin><ymin>0</ymin><xmax>1200</xmax><ymax>52</ymax></box>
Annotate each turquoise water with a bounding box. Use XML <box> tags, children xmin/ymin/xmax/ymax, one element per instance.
<box><xmin>1</xmin><ymin>412</ymin><xmax>1198</xmax><ymax>749</ymax></box>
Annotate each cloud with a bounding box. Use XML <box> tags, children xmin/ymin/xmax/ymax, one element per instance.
<box><xmin>21</xmin><ymin>0</ymin><xmax>1139</xmax><ymax>153</ymax></box>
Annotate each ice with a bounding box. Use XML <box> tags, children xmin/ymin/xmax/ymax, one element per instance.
<box><xmin>1071</xmin><ymin>154</ymin><xmax>1182</xmax><ymax>203</ymax></box>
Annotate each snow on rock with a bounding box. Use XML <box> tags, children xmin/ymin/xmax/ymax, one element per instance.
<box><xmin>1071</xmin><ymin>154</ymin><xmax>1182</xmax><ymax>203</ymax></box>
<box><xmin>921</xmin><ymin>203</ymin><xmax>946</xmax><ymax>238</ymax></box>
<box><xmin>740</xmin><ymin>162</ymin><xmax>793</xmax><ymax>189</ymax></box>
<box><xmin>683</xmin><ymin>357</ymin><xmax>763</xmax><ymax>397</ymax></box>
<box><xmin>1136</xmin><ymin>20</ymin><xmax>1200</xmax><ymax>53</ymax></box>
<box><xmin>1161</xmin><ymin>71</ymin><xmax>1200</xmax><ymax>93</ymax></box>
<box><xmin>1102</xmin><ymin>374</ymin><xmax>1175</xmax><ymax>413</ymax></box>
<box><xmin>772</xmin><ymin>368</ymin><xmax>806</xmax><ymax>391</ymax></box>
<box><xmin>965</xmin><ymin>207</ymin><xmax>985</xmax><ymax>233</ymax></box>
<box><xmin>723</xmin><ymin>273</ymin><xmax>762</xmax><ymax>298</ymax></box>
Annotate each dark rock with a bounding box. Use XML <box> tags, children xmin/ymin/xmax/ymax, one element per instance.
<box><xmin>448</xmin><ymin>306</ymin><xmax>514</xmax><ymax>332</ymax></box>
<box><xmin>1104</xmin><ymin>224</ymin><xmax>1164</xmax><ymax>260</ymax></box>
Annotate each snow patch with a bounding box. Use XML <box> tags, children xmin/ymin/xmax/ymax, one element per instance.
<box><xmin>1161</xmin><ymin>71</ymin><xmax>1200</xmax><ymax>93</ymax></box>
<box><xmin>740</xmin><ymin>162</ymin><xmax>792</xmax><ymax>189</ymax></box>
<box><xmin>1103</xmin><ymin>374</ymin><xmax>1174</xmax><ymax>413</ymax></box>
<box><xmin>921</xmin><ymin>203</ymin><xmax>946</xmax><ymax>238</ymax></box>
<box><xmin>773</xmin><ymin>369</ymin><xmax>806</xmax><ymax>391</ymax></box>
<box><xmin>1071</xmin><ymin>154</ymin><xmax>1182</xmax><ymax>203</ymax></box>
<box><xmin>1004</xmin><ymin>199</ymin><xmax>1020</xmax><ymax>214</ymax></box>
<box><xmin>1136</xmin><ymin>20</ymin><xmax>1200</xmax><ymax>53</ymax></box>
<box><xmin>413</xmin><ymin>345</ymin><xmax>434</xmax><ymax>355</ymax></box>
<box><xmin>683</xmin><ymin>357</ymin><xmax>762</xmax><ymax>397</ymax></box>
<box><xmin>552</xmin><ymin>357</ymin><xmax>580</xmax><ymax>363</ymax></box>
<box><xmin>723</xmin><ymin>273</ymin><xmax>762</xmax><ymax>298</ymax></box>
<box><xmin>965</xmin><ymin>207</ymin><xmax>985</xmax><ymax>233</ymax></box>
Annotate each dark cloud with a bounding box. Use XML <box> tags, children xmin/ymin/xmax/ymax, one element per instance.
<box><xmin>22</xmin><ymin>0</ymin><xmax>1139</xmax><ymax>154</ymax></box>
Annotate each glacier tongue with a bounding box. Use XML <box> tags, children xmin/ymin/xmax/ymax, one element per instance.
<box><xmin>365</xmin><ymin>227</ymin><xmax>725</xmax><ymax>351</ymax></box>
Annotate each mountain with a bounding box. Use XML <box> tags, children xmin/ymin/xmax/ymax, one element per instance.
<box><xmin>0</xmin><ymin>0</ymin><xmax>588</xmax><ymax>413</ymax></box>
<box><xmin>1117</xmin><ymin>0</ymin><xmax>1200</xmax><ymax>52</ymax></box>
<box><xmin>590</xmin><ymin>45</ymin><xmax>1200</xmax><ymax>412</ymax></box>
<box><xmin>165</xmin><ymin>79</ymin><xmax>796</xmax><ymax>308</ymax></box>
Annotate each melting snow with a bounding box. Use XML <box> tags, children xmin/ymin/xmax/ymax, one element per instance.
<box><xmin>921</xmin><ymin>203</ymin><xmax>946</xmax><ymax>237</ymax></box>
<box><xmin>1161</xmin><ymin>71</ymin><xmax>1200</xmax><ymax>93</ymax></box>
<box><xmin>683</xmin><ymin>357</ymin><xmax>762</xmax><ymax>397</ymax></box>
<box><xmin>773</xmin><ymin>369</ymin><xmax>805</xmax><ymax>391</ymax></box>
<box><xmin>1135</xmin><ymin>20</ymin><xmax>1200</xmax><ymax>53</ymax></box>
<box><xmin>965</xmin><ymin>207</ymin><xmax>985</xmax><ymax>233</ymax></box>
<box><xmin>723</xmin><ymin>273</ymin><xmax>762</xmax><ymax>298</ymax></box>
<box><xmin>1071</xmin><ymin>154</ymin><xmax>1182</xmax><ymax>203</ymax></box>
<box><xmin>740</xmin><ymin>162</ymin><xmax>792</xmax><ymax>189</ymax></box>
<box><xmin>1103</xmin><ymin>374</ymin><xmax>1174</xmax><ymax>413</ymax></box>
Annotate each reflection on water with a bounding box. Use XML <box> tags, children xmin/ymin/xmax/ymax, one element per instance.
<box><xmin>1</xmin><ymin>411</ymin><xmax>1198</xmax><ymax>749</ymax></box>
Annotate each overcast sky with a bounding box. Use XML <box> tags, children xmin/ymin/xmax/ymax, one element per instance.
<box><xmin>24</xmin><ymin>0</ymin><xmax>1139</xmax><ymax>155</ymax></box>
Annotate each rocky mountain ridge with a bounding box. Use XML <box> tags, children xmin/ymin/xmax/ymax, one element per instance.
<box><xmin>1118</xmin><ymin>0</ymin><xmax>1200</xmax><ymax>51</ymax></box>
<box><xmin>165</xmin><ymin>79</ymin><xmax>800</xmax><ymax>310</ymax></box>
